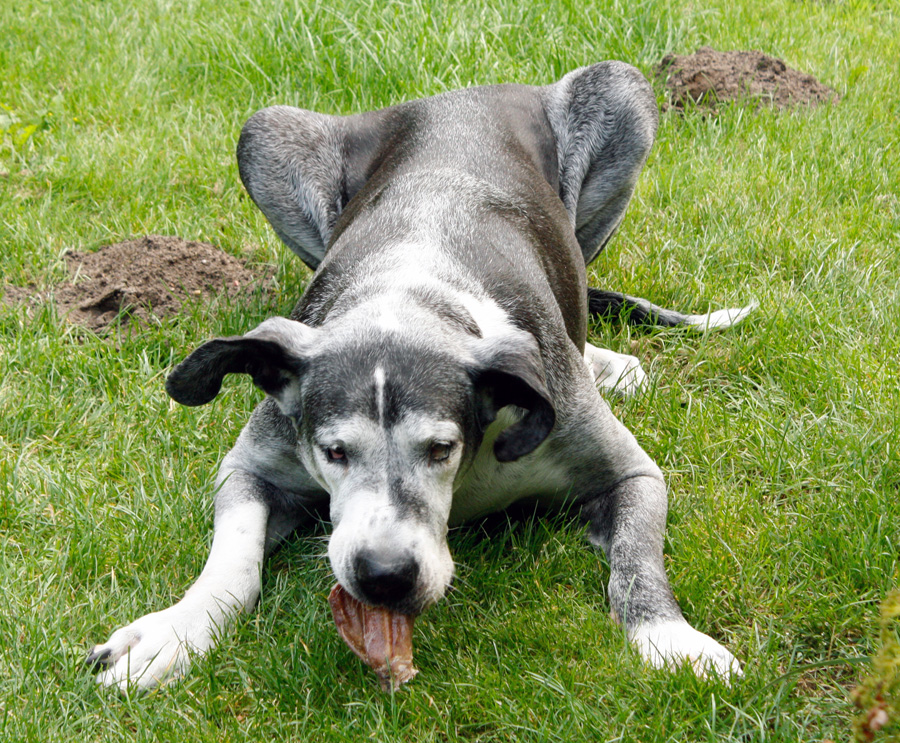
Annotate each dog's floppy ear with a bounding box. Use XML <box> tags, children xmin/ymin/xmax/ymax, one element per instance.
<box><xmin>237</xmin><ymin>105</ymin><xmax>400</xmax><ymax>270</ymax></box>
<box><xmin>541</xmin><ymin>62</ymin><xmax>658</xmax><ymax>264</ymax></box>
<box><xmin>469</xmin><ymin>331</ymin><xmax>556</xmax><ymax>462</ymax></box>
<box><xmin>166</xmin><ymin>317</ymin><xmax>318</xmax><ymax>409</ymax></box>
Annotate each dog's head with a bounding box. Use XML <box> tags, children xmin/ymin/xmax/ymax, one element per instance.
<box><xmin>166</xmin><ymin>316</ymin><xmax>554</xmax><ymax>614</ymax></box>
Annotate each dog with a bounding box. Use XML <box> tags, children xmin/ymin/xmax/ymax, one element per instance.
<box><xmin>88</xmin><ymin>62</ymin><xmax>750</xmax><ymax>691</ymax></box>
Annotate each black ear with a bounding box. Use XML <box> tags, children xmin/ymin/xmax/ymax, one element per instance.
<box><xmin>165</xmin><ymin>317</ymin><xmax>316</xmax><ymax>407</ymax></box>
<box><xmin>469</xmin><ymin>332</ymin><xmax>556</xmax><ymax>462</ymax></box>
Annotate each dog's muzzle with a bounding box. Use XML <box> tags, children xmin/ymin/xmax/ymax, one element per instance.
<box><xmin>352</xmin><ymin>548</ymin><xmax>421</xmax><ymax>607</ymax></box>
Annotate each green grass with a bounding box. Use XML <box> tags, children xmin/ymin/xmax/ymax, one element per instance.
<box><xmin>2</xmin><ymin>0</ymin><xmax>898</xmax><ymax>740</ymax></box>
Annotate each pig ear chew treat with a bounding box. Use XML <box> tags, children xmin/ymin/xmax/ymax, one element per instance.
<box><xmin>328</xmin><ymin>583</ymin><xmax>419</xmax><ymax>691</ymax></box>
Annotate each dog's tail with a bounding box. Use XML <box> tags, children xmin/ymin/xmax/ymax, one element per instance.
<box><xmin>587</xmin><ymin>288</ymin><xmax>756</xmax><ymax>330</ymax></box>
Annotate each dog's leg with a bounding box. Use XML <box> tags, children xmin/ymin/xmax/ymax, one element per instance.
<box><xmin>580</xmin><ymin>472</ymin><xmax>742</xmax><ymax>680</ymax></box>
<box><xmin>584</xmin><ymin>343</ymin><xmax>647</xmax><ymax>397</ymax></box>
<box><xmin>88</xmin><ymin>471</ymin><xmax>302</xmax><ymax>692</ymax></box>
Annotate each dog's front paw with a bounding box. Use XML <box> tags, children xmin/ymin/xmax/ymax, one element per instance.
<box><xmin>87</xmin><ymin>605</ymin><xmax>215</xmax><ymax>692</ymax></box>
<box><xmin>630</xmin><ymin>619</ymin><xmax>743</xmax><ymax>681</ymax></box>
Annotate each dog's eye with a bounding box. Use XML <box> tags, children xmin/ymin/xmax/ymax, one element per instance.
<box><xmin>429</xmin><ymin>442</ymin><xmax>454</xmax><ymax>462</ymax></box>
<box><xmin>323</xmin><ymin>446</ymin><xmax>347</xmax><ymax>464</ymax></box>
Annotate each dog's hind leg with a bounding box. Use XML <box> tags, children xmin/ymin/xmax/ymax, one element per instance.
<box><xmin>87</xmin><ymin>469</ymin><xmax>308</xmax><ymax>693</ymax></box>
<box><xmin>237</xmin><ymin>106</ymin><xmax>346</xmax><ymax>270</ymax></box>
<box><xmin>579</xmin><ymin>472</ymin><xmax>742</xmax><ymax>680</ymax></box>
<box><xmin>236</xmin><ymin>104</ymin><xmax>400</xmax><ymax>271</ymax></box>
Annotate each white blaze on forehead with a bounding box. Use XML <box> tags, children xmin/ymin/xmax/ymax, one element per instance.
<box><xmin>374</xmin><ymin>366</ymin><xmax>386</xmax><ymax>426</ymax></box>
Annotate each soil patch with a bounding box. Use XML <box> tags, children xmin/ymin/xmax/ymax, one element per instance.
<box><xmin>3</xmin><ymin>235</ymin><xmax>273</xmax><ymax>331</ymax></box>
<box><xmin>656</xmin><ymin>47</ymin><xmax>840</xmax><ymax>111</ymax></box>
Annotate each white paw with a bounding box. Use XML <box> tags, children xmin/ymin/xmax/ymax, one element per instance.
<box><xmin>630</xmin><ymin>620</ymin><xmax>743</xmax><ymax>681</ymax></box>
<box><xmin>87</xmin><ymin>604</ymin><xmax>217</xmax><ymax>692</ymax></box>
<box><xmin>585</xmin><ymin>346</ymin><xmax>647</xmax><ymax>397</ymax></box>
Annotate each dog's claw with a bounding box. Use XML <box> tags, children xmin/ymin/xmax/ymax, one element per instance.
<box><xmin>85</xmin><ymin>646</ymin><xmax>113</xmax><ymax>672</ymax></box>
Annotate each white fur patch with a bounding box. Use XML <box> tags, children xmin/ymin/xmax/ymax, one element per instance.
<box><xmin>456</xmin><ymin>292</ymin><xmax>517</xmax><ymax>339</ymax></box>
<box><xmin>373</xmin><ymin>366</ymin><xmax>386</xmax><ymax>425</ymax></box>
<box><xmin>629</xmin><ymin>619</ymin><xmax>743</xmax><ymax>681</ymax></box>
<box><xmin>450</xmin><ymin>408</ymin><xmax>572</xmax><ymax>523</ymax></box>
<box><xmin>374</xmin><ymin>305</ymin><xmax>403</xmax><ymax>332</ymax></box>
<box><xmin>683</xmin><ymin>303</ymin><xmax>758</xmax><ymax>330</ymax></box>
<box><xmin>584</xmin><ymin>344</ymin><xmax>647</xmax><ymax>397</ymax></box>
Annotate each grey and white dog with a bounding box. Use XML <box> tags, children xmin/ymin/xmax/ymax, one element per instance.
<box><xmin>89</xmin><ymin>62</ymin><xmax>750</xmax><ymax>691</ymax></box>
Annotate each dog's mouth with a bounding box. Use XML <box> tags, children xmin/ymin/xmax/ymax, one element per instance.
<box><xmin>341</xmin><ymin>572</ymin><xmax>444</xmax><ymax>616</ymax></box>
<box><xmin>328</xmin><ymin>583</ymin><xmax>419</xmax><ymax>691</ymax></box>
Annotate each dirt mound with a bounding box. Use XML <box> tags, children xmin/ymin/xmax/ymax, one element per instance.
<box><xmin>656</xmin><ymin>47</ymin><xmax>840</xmax><ymax>111</ymax></box>
<box><xmin>3</xmin><ymin>235</ymin><xmax>272</xmax><ymax>331</ymax></box>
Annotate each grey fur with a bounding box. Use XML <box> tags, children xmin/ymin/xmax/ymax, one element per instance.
<box><xmin>88</xmin><ymin>63</ymin><xmax>744</xmax><ymax>691</ymax></box>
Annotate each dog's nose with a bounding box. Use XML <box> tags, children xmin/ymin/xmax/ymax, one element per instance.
<box><xmin>353</xmin><ymin>549</ymin><xmax>420</xmax><ymax>606</ymax></box>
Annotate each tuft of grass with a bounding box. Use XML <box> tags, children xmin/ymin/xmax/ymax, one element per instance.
<box><xmin>2</xmin><ymin>0</ymin><xmax>899</xmax><ymax>741</ymax></box>
<box><xmin>853</xmin><ymin>591</ymin><xmax>900</xmax><ymax>741</ymax></box>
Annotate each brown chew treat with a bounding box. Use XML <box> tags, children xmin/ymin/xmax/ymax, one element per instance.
<box><xmin>328</xmin><ymin>583</ymin><xmax>418</xmax><ymax>691</ymax></box>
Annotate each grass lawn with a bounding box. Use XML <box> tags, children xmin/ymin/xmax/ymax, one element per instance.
<box><xmin>2</xmin><ymin>0</ymin><xmax>898</xmax><ymax>740</ymax></box>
